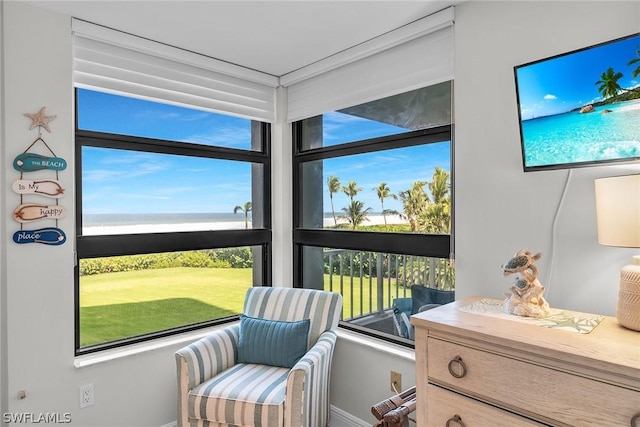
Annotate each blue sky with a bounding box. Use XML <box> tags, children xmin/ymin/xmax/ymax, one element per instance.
<box><xmin>78</xmin><ymin>89</ymin><xmax>450</xmax><ymax>215</ymax></box>
<box><xmin>516</xmin><ymin>33</ymin><xmax>640</xmax><ymax>120</ymax></box>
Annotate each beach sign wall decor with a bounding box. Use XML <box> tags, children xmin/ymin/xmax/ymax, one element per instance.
<box><xmin>13</xmin><ymin>203</ymin><xmax>66</xmax><ymax>223</ymax></box>
<box><xmin>13</xmin><ymin>152</ymin><xmax>67</xmax><ymax>172</ymax></box>
<box><xmin>13</xmin><ymin>228</ymin><xmax>66</xmax><ymax>246</ymax></box>
<box><xmin>11</xmin><ymin>107</ymin><xmax>67</xmax><ymax>246</ymax></box>
<box><xmin>12</xmin><ymin>179</ymin><xmax>65</xmax><ymax>198</ymax></box>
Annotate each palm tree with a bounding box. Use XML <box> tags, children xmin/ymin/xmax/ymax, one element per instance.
<box><xmin>233</xmin><ymin>201</ymin><xmax>252</xmax><ymax>229</ymax></box>
<box><xmin>342</xmin><ymin>180</ymin><xmax>362</xmax><ymax>202</ymax></box>
<box><xmin>428</xmin><ymin>167</ymin><xmax>450</xmax><ymax>205</ymax></box>
<box><xmin>420</xmin><ymin>198</ymin><xmax>451</xmax><ymax>233</ymax></box>
<box><xmin>327</xmin><ymin>175</ymin><xmax>341</xmax><ymax>226</ymax></box>
<box><xmin>596</xmin><ymin>67</ymin><xmax>624</xmax><ymax>100</ymax></box>
<box><xmin>628</xmin><ymin>48</ymin><xmax>640</xmax><ymax>79</ymax></box>
<box><xmin>374</xmin><ymin>182</ymin><xmax>397</xmax><ymax>226</ymax></box>
<box><xmin>339</xmin><ymin>200</ymin><xmax>372</xmax><ymax>230</ymax></box>
<box><xmin>420</xmin><ymin>167</ymin><xmax>451</xmax><ymax>233</ymax></box>
<box><xmin>398</xmin><ymin>181</ymin><xmax>428</xmax><ymax>232</ymax></box>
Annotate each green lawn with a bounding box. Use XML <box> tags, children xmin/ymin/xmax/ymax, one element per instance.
<box><xmin>80</xmin><ymin>267</ymin><xmax>251</xmax><ymax>347</ymax></box>
<box><xmin>80</xmin><ymin>267</ymin><xmax>412</xmax><ymax>347</ymax></box>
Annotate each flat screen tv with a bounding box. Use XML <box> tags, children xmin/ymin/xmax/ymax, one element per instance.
<box><xmin>514</xmin><ymin>33</ymin><xmax>640</xmax><ymax>171</ymax></box>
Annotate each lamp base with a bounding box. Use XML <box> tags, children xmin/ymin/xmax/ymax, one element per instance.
<box><xmin>617</xmin><ymin>256</ymin><xmax>640</xmax><ymax>331</ymax></box>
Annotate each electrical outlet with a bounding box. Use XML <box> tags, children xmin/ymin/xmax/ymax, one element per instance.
<box><xmin>390</xmin><ymin>370</ymin><xmax>402</xmax><ymax>393</ymax></box>
<box><xmin>79</xmin><ymin>384</ymin><xmax>94</xmax><ymax>408</ymax></box>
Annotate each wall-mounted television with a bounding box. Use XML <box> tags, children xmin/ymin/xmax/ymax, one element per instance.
<box><xmin>514</xmin><ymin>33</ymin><xmax>640</xmax><ymax>171</ymax></box>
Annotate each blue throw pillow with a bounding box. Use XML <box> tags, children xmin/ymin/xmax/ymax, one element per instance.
<box><xmin>237</xmin><ymin>315</ymin><xmax>310</xmax><ymax>368</ymax></box>
<box><xmin>411</xmin><ymin>285</ymin><xmax>455</xmax><ymax>314</ymax></box>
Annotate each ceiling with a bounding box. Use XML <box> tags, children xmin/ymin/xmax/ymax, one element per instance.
<box><xmin>24</xmin><ymin>0</ymin><xmax>457</xmax><ymax>77</ymax></box>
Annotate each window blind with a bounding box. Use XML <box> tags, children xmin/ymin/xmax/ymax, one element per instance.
<box><xmin>72</xmin><ymin>19</ymin><xmax>278</xmax><ymax>123</ymax></box>
<box><xmin>284</xmin><ymin>7</ymin><xmax>454</xmax><ymax>122</ymax></box>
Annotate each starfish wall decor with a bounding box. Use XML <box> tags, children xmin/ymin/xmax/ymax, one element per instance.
<box><xmin>24</xmin><ymin>106</ymin><xmax>57</xmax><ymax>133</ymax></box>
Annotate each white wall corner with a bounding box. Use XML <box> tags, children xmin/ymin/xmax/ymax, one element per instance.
<box><xmin>271</xmin><ymin>86</ymin><xmax>293</xmax><ymax>286</ymax></box>
<box><xmin>280</xmin><ymin>6</ymin><xmax>454</xmax><ymax>87</ymax></box>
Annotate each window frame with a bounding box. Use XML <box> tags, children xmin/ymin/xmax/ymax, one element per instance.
<box><xmin>74</xmin><ymin>89</ymin><xmax>272</xmax><ymax>355</ymax></box>
<box><xmin>292</xmin><ymin>121</ymin><xmax>453</xmax><ymax>347</ymax></box>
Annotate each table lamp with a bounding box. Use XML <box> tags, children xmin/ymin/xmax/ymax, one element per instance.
<box><xmin>594</xmin><ymin>174</ymin><xmax>640</xmax><ymax>331</ymax></box>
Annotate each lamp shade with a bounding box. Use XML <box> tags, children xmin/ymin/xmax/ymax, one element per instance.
<box><xmin>594</xmin><ymin>174</ymin><xmax>640</xmax><ymax>248</ymax></box>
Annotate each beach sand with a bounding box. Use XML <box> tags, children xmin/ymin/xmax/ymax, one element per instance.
<box><xmin>322</xmin><ymin>214</ymin><xmax>405</xmax><ymax>227</ymax></box>
<box><xmin>83</xmin><ymin>214</ymin><xmax>407</xmax><ymax>235</ymax></box>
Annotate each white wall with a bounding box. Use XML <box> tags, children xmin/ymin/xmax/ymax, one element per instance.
<box><xmin>1</xmin><ymin>1</ymin><xmax>639</xmax><ymax>427</ymax></box>
<box><xmin>2</xmin><ymin>0</ymin><xmax>75</xmax><ymax>422</ymax></box>
<box><xmin>454</xmin><ymin>0</ymin><xmax>640</xmax><ymax>314</ymax></box>
<box><xmin>329</xmin><ymin>335</ymin><xmax>414</xmax><ymax>425</ymax></box>
<box><xmin>0</xmin><ymin>0</ymin><xmax>7</xmax><ymax>421</ymax></box>
<box><xmin>0</xmin><ymin>3</ymin><xmax>185</xmax><ymax>426</ymax></box>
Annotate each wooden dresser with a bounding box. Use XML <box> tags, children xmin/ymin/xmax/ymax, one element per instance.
<box><xmin>411</xmin><ymin>296</ymin><xmax>640</xmax><ymax>426</ymax></box>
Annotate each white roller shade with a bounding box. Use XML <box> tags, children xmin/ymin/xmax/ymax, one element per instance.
<box><xmin>285</xmin><ymin>7</ymin><xmax>454</xmax><ymax>122</ymax></box>
<box><xmin>72</xmin><ymin>19</ymin><xmax>278</xmax><ymax>123</ymax></box>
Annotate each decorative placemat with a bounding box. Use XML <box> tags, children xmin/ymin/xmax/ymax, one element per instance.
<box><xmin>459</xmin><ymin>298</ymin><xmax>604</xmax><ymax>334</ymax></box>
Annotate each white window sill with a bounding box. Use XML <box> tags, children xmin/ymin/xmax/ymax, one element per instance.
<box><xmin>336</xmin><ymin>329</ymin><xmax>415</xmax><ymax>362</ymax></box>
<box><xmin>74</xmin><ymin>321</ymin><xmax>239</xmax><ymax>368</ymax></box>
<box><xmin>74</xmin><ymin>322</ymin><xmax>413</xmax><ymax>368</ymax></box>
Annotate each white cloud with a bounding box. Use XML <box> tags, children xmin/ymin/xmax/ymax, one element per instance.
<box><xmin>544</xmin><ymin>94</ymin><xmax>557</xmax><ymax>100</ymax></box>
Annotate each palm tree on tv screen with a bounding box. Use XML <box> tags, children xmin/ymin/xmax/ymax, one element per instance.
<box><xmin>628</xmin><ymin>48</ymin><xmax>640</xmax><ymax>78</ymax></box>
<box><xmin>596</xmin><ymin>67</ymin><xmax>624</xmax><ymax>100</ymax></box>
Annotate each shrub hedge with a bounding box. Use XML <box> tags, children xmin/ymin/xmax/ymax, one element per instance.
<box><xmin>79</xmin><ymin>247</ymin><xmax>253</xmax><ymax>276</ymax></box>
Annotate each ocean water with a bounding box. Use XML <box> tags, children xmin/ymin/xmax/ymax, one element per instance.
<box><xmin>81</xmin><ymin>212</ymin><xmax>399</xmax><ymax>236</ymax></box>
<box><xmin>84</xmin><ymin>212</ymin><xmax>250</xmax><ymax>227</ymax></box>
<box><xmin>84</xmin><ymin>212</ymin><xmax>386</xmax><ymax>227</ymax></box>
<box><xmin>522</xmin><ymin>99</ymin><xmax>640</xmax><ymax>168</ymax></box>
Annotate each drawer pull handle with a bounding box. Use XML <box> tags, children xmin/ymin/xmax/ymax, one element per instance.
<box><xmin>631</xmin><ymin>413</ymin><xmax>640</xmax><ymax>427</ymax></box>
<box><xmin>446</xmin><ymin>414</ymin><xmax>465</xmax><ymax>427</ymax></box>
<box><xmin>447</xmin><ymin>355</ymin><xmax>467</xmax><ymax>378</ymax></box>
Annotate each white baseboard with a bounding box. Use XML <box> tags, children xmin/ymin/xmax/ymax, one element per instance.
<box><xmin>330</xmin><ymin>405</ymin><xmax>370</xmax><ymax>427</ymax></box>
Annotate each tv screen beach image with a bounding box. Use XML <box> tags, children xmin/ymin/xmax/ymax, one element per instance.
<box><xmin>514</xmin><ymin>33</ymin><xmax>640</xmax><ymax>170</ymax></box>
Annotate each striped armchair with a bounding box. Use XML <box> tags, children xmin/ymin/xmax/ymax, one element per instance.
<box><xmin>175</xmin><ymin>287</ymin><xmax>343</xmax><ymax>427</ymax></box>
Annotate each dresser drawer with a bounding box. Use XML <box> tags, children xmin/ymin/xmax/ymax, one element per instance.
<box><xmin>426</xmin><ymin>384</ymin><xmax>544</xmax><ymax>426</ymax></box>
<box><xmin>427</xmin><ymin>337</ymin><xmax>640</xmax><ymax>426</ymax></box>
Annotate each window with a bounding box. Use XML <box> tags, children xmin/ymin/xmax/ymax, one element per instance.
<box><xmin>293</xmin><ymin>83</ymin><xmax>454</xmax><ymax>346</ymax></box>
<box><xmin>75</xmin><ymin>89</ymin><xmax>271</xmax><ymax>354</ymax></box>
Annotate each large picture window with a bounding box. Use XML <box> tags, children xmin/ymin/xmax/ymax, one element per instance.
<box><xmin>293</xmin><ymin>83</ymin><xmax>454</xmax><ymax>345</ymax></box>
<box><xmin>75</xmin><ymin>88</ymin><xmax>271</xmax><ymax>354</ymax></box>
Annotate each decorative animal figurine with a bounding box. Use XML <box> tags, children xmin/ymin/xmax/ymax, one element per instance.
<box><xmin>502</xmin><ymin>249</ymin><xmax>550</xmax><ymax>318</ymax></box>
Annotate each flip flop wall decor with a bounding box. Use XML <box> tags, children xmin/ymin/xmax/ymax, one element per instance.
<box><xmin>13</xmin><ymin>228</ymin><xmax>66</xmax><ymax>245</ymax></box>
<box><xmin>13</xmin><ymin>153</ymin><xmax>67</xmax><ymax>172</ymax></box>
<box><xmin>13</xmin><ymin>203</ymin><xmax>66</xmax><ymax>223</ymax></box>
<box><xmin>12</xmin><ymin>108</ymin><xmax>67</xmax><ymax>245</ymax></box>
<box><xmin>12</xmin><ymin>179</ymin><xmax>65</xmax><ymax>198</ymax></box>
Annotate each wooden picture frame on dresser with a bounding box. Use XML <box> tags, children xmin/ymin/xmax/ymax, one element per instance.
<box><xmin>411</xmin><ymin>296</ymin><xmax>640</xmax><ymax>427</ymax></box>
